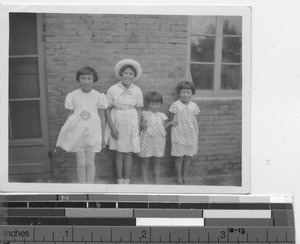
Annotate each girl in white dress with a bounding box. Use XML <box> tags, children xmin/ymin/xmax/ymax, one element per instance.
<box><xmin>169</xmin><ymin>81</ymin><xmax>200</xmax><ymax>185</ymax></box>
<box><xmin>139</xmin><ymin>91</ymin><xmax>176</xmax><ymax>184</ymax></box>
<box><xmin>105</xmin><ymin>59</ymin><xmax>143</xmax><ymax>184</ymax></box>
<box><xmin>56</xmin><ymin>67</ymin><xmax>107</xmax><ymax>184</ymax></box>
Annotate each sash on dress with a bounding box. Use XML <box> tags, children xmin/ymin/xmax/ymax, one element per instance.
<box><xmin>104</xmin><ymin>83</ymin><xmax>135</xmax><ymax>145</ymax></box>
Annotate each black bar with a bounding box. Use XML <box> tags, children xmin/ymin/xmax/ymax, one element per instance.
<box><xmin>29</xmin><ymin>202</ymin><xmax>57</xmax><ymax>208</ymax></box>
<box><xmin>238</xmin><ymin>203</ymin><xmax>270</xmax><ymax>209</ymax></box>
<box><xmin>118</xmin><ymin>202</ymin><xmax>148</xmax><ymax>209</ymax></box>
<box><xmin>67</xmin><ymin>218</ymin><xmax>136</xmax><ymax>226</ymax></box>
<box><xmin>149</xmin><ymin>203</ymin><xmax>179</xmax><ymax>209</ymax></box>
<box><xmin>209</xmin><ymin>203</ymin><xmax>240</xmax><ymax>209</ymax></box>
<box><xmin>7</xmin><ymin>217</ymin><xmax>67</xmax><ymax>225</ymax></box>
<box><xmin>56</xmin><ymin>202</ymin><xmax>87</xmax><ymax>208</ymax></box>
<box><xmin>88</xmin><ymin>202</ymin><xmax>117</xmax><ymax>208</ymax></box>
<box><xmin>270</xmin><ymin>203</ymin><xmax>293</xmax><ymax>210</ymax></box>
<box><xmin>8</xmin><ymin>208</ymin><xmax>65</xmax><ymax>217</ymax></box>
<box><xmin>5</xmin><ymin>202</ymin><xmax>28</xmax><ymax>208</ymax></box>
<box><xmin>179</xmin><ymin>203</ymin><xmax>209</xmax><ymax>209</ymax></box>
<box><xmin>205</xmin><ymin>218</ymin><xmax>274</xmax><ymax>226</ymax></box>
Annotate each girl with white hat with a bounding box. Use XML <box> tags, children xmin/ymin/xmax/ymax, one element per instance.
<box><xmin>105</xmin><ymin>59</ymin><xmax>143</xmax><ymax>184</ymax></box>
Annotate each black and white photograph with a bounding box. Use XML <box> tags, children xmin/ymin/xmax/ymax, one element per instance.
<box><xmin>0</xmin><ymin>5</ymin><xmax>251</xmax><ymax>193</ymax></box>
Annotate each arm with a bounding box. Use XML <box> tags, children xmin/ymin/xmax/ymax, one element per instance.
<box><xmin>98</xmin><ymin>108</ymin><xmax>106</xmax><ymax>147</ymax></box>
<box><xmin>164</xmin><ymin>112</ymin><xmax>178</xmax><ymax>129</ymax></box>
<box><xmin>65</xmin><ymin>109</ymin><xmax>73</xmax><ymax>119</ymax></box>
<box><xmin>136</xmin><ymin>107</ymin><xmax>142</xmax><ymax>132</ymax></box>
<box><xmin>105</xmin><ymin>106</ymin><xmax>118</xmax><ymax>139</ymax></box>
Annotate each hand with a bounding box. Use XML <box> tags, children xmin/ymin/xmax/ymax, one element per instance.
<box><xmin>101</xmin><ymin>139</ymin><xmax>106</xmax><ymax>149</ymax></box>
<box><xmin>170</xmin><ymin>116</ymin><xmax>178</xmax><ymax>126</ymax></box>
<box><xmin>141</xmin><ymin>120</ymin><xmax>148</xmax><ymax>130</ymax></box>
<box><xmin>110</xmin><ymin>126</ymin><xmax>119</xmax><ymax>140</ymax></box>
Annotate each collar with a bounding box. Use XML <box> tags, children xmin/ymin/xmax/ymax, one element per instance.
<box><xmin>176</xmin><ymin>99</ymin><xmax>195</xmax><ymax>110</ymax></box>
<box><xmin>117</xmin><ymin>81</ymin><xmax>135</xmax><ymax>90</ymax></box>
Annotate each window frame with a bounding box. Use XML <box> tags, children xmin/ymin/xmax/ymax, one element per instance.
<box><xmin>187</xmin><ymin>16</ymin><xmax>242</xmax><ymax>99</ymax></box>
<box><xmin>8</xmin><ymin>13</ymin><xmax>49</xmax><ymax>146</ymax></box>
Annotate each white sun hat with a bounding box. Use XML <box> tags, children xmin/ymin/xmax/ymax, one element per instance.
<box><xmin>114</xmin><ymin>59</ymin><xmax>142</xmax><ymax>81</ymax></box>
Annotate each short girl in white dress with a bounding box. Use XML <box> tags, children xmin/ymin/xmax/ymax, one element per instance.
<box><xmin>56</xmin><ymin>67</ymin><xmax>107</xmax><ymax>184</ymax></box>
<box><xmin>169</xmin><ymin>81</ymin><xmax>200</xmax><ymax>185</ymax></box>
<box><xmin>105</xmin><ymin>59</ymin><xmax>143</xmax><ymax>184</ymax></box>
<box><xmin>139</xmin><ymin>91</ymin><xmax>176</xmax><ymax>184</ymax></box>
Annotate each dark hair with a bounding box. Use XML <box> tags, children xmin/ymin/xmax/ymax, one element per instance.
<box><xmin>119</xmin><ymin>65</ymin><xmax>137</xmax><ymax>77</ymax></box>
<box><xmin>76</xmin><ymin>67</ymin><xmax>99</xmax><ymax>82</ymax></box>
<box><xmin>176</xmin><ymin>81</ymin><xmax>195</xmax><ymax>95</ymax></box>
<box><xmin>144</xmin><ymin>91</ymin><xmax>163</xmax><ymax>107</ymax></box>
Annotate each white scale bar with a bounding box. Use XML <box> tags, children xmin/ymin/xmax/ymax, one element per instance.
<box><xmin>136</xmin><ymin>218</ymin><xmax>204</xmax><ymax>226</ymax></box>
<box><xmin>203</xmin><ymin>210</ymin><xmax>271</xmax><ymax>218</ymax></box>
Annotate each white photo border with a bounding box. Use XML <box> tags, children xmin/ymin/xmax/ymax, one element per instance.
<box><xmin>0</xmin><ymin>4</ymin><xmax>251</xmax><ymax>194</ymax></box>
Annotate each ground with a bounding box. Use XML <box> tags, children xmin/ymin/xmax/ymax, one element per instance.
<box><xmin>9</xmin><ymin>167</ymin><xmax>241</xmax><ymax>186</ymax></box>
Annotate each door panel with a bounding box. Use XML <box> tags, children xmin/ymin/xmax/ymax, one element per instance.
<box><xmin>10</xmin><ymin>101</ymin><xmax>42</xmax><ymax>139</ymax></box>
<box><xmin>9</xmin><ymin>13</ymin><xmax>50</xmax><ymax>176</ymax></box>
<box><xmin>9</xmin><ymin>145</ymin><xmax>47</xmax><ymax>174</ymax></box>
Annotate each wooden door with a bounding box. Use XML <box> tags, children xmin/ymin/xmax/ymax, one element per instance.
<box><xmin>9</xmin><ymin>13</ymin><xmax>51</xmax><ymax>175</ymax></box>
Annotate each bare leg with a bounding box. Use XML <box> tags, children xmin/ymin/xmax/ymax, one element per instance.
<box><xmin>182</xmin><ymin>156</ymin><xmax>191</xmax><ymax>184</ymax></box>
<box><xmin>141</xmin><ymin>157</ymin><xmax>150</xmax><ymax>184</ymax></box>
<box><xmin>86</xmin><ymin>151</ymin><xmax>96</xmax><ymax>183</ymax></box>
<box><xmin>76</xmin><ymin>151</ymin><xmax>86</xmax><ymax>183</ymax></box>
<box><xmin>115</xmin><ymin>151</ymin><xmax>124</xmax><ymax>181</ymax></box>
<box><xmin>153</xmin><ymin>157</ymin><xmax>160</xmax><ymax>184</ymax></box>
<box><xmin>123</xmin><ymin>152</ymin><xmax>132</xmax><ymax>181</ymax></box>
<box><xmin>175</xmin><ymin>156</ymin><xmax>184</xmax><ymax>184</ymax></box>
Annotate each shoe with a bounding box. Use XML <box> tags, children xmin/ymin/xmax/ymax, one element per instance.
<box><xmin>123</xmin><ymin>178</ymin><xmax>130</xmax><ymax>184</ymax></box>
<box><xmin>117</xmin><ymin>178</ymin><xmax>124</xmax><ymax>184</ymax></box>
<box><xmin>177</xmin><ymin>179</ymin><xmax>183</xmax><ymax>185</ymax></box>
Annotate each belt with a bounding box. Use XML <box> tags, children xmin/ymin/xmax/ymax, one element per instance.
<box><xmin>115</xmin><ymin>105</ymin><xmax>135</xmax><ymax>111</ymax></box>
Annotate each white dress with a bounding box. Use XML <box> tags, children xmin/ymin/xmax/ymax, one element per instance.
<box><xmin>169</xmin><ymin>99</ymin><xmax>200</xmax><ymax>157</ymax></box>
<box><xmin>139</xmin><ymin>111</ymin><xmax>167</xmax><ymax>157</ymax></box>
<box><xmin>106</xmin><ymin>82</ymin><xmax>143</xmax><ymax>153</ymax></box>
<box><xmin>56</xmin><ymin>88</ymin><xmax>108</xmax><ymax>152</ymax></box>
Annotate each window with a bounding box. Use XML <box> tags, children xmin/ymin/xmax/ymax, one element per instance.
<box><xmin>9</xmin><ymin>13</ymin><xmax>51</xmax><ymax>175</ymax></box>
<box><xmin>189</xmin><ymin>16</ymin><xmax>242</xmax><ymax>97</ymax></box>
<box><xmin>9</xmin><ymin>13</ymin><xmax>42</xmax><ymax>139</ymax></box>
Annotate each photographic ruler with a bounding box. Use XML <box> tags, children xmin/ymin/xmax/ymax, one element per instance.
<box><xmin>0</xmin><ymin>194</ymin><xmax>295</xmax><ymax>244</ymax></box>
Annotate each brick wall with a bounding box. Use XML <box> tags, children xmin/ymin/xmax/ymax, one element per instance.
<box><xmin>45</xmin><ymin>14</ymin><xmax>242</xmax><ymax>184</ymax></box>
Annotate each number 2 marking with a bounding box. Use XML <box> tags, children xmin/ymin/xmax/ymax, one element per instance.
<box><xmin>141</xmin><ymin>230</ymin><xmax>147</xmax><ymax>238</ymax></box>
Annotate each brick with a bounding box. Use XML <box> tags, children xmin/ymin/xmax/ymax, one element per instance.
<box><xmin>44</xmin><ymin>14</ymin><xmax>242</xmax><ymax>184</ymax></box>
<box><xmin>153</xmin><ymin>30</ymin><xmax>175</xmax><ymax>37</ymax></box>
<box><xmin>171</xmin><ymin>24</ymin><xmax>188</xmax><ymax>31</ymax></box>
<box><xmin>170</xmin><ymin>37</ymin><xmax>187</xmax><ymax>43</ymax></box>
<box><xmin>160</xmin><ymin>23</ymin><xmax>171</xmax><ymax>31</ymax></box>
<box><xmin>147</xmin><ymin>37</ymin><xmax>159</xmax><ymax>43</ymax></box>
<box><xmin>149</xmin><ymin>24</ymin><xmax>160</xmax><ymax>30</ymax></box>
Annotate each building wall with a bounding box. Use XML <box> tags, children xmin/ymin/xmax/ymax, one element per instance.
<box><xmin>45</xmin><ymin>14</ymin><xmax>242</xmax><ymax>183</ymax></box>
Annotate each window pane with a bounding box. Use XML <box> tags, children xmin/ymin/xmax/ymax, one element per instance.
<box><xmin>223</xmin><ymin>16</ymin><xmax>242</xmax><ymax>35</ymax></box>
<box><xmin>191</xmin><ymin>16</ymin><xmax>216</xmax><ymax>35</ymax></box>
<box><xmin>9</xmin><ymin>58</ymin><xmax>40</xmax><ymax>99</ymax></box>
<box><xmin>9</xmin><ymin>13</ymin><xmax>37</xmax><ymax>55</ymax></box>
<box><xmin>191</xmin><ymin>36</ymin><xmax>215</xmax><ymax>62</ymax></box>
<box><xmin>222</xmin><ymin>37</ymin><xmax>242</xmax><ymax>63</ymax></box>
<box><xmin>190</xmin><ymin>64</ymin><xmax>214</xmax><ymax>90</ymax></box>
<box><xmin>10</xmin><ymin>101</ymin><xmax>41</xmax><ymax>139</ymax></box>
<box><xmin>221</xmin><ymin>65</ymin><xmax>242</xmax><ymax>90</ymax></box>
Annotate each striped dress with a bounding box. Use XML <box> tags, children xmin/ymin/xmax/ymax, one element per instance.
<box><xmin>138</xmin><ymin>111</ymin><xmax>167</xmax><ymax>157</ymax></box>
<box><xmin>169</xmin><ymin>100</ymin><xmax>200</xmax><ymax>157</ymax></box>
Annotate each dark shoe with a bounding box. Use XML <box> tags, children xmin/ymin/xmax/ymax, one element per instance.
<box><xmin>177</xmin><ymin>179</ymin><xmax>183</xmax><ymax>185</ymax></box>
